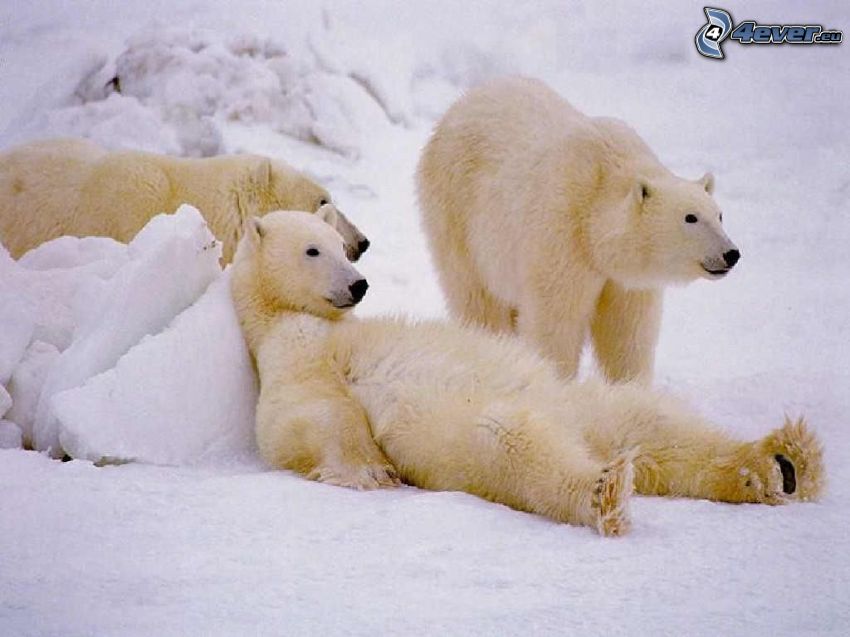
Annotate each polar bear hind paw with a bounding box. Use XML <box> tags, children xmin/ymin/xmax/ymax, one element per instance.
<box><xmin>591</xmin><ymin>449</ymin><xmax>636</xmax><ymax>537</ymax></box>
<box><xmin>750</xmin><ymin>416</ymin><xmax>824</xmax><ymax>503</ymax></box>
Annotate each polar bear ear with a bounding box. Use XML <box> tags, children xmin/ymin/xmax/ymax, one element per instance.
<box><xmin>699</xmin><ymin>172</ymin><xmax>715</xmax><ymax>194</ymax></box>
<box><xmin>315</xmin><ymin>203</ymin><xmax>338</xmax><ymax>226</ymax></box>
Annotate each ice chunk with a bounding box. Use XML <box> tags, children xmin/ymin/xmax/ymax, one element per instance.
<box><xmin>18</xmin><ymin>235</ymin><xmax>128</xmax><ymax>271</ymax></box>
<box><xmin>6</xmin><ymin>340</ymin><xmax>60</xmax><ymax>448</ymax></box>
<box><xmin>33</xmin><ymin>205</ymin><xmax>222</xmax><ymax>457</ymax></box>
<box><xmin>54</xmin><ymin>271</ymin><xmax>257</xmax><ymax>466</ymax></box>
<box><xmin>0</xmin><ymin>237</ymin><xmax>129</xmax><ymax>353</ymax></box>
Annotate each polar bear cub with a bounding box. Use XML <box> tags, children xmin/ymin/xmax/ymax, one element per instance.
<box><xmin>231</xmin><ymin>210</ymin><xmax>823</xmax><ymax>537</ymax></box>
<box><xmin>0</xmin><ymin>138</ymin><xmax>369</xmax><ymax>263</ymax></box>
<box><xmin>418</xmin><ymin>77</ymin><xmax>740</xmax><ymax>382</ymax></box>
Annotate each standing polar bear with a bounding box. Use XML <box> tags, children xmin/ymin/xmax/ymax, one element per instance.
<box><xmin>418</xmin><ymin>77</ymin><xmax>740</xmax><ymax>382</ymax></box>
<box><xmin>0</xmin><ymin>138</ymin><xmax>369</xmax><ymax>263</ymax></box>
<box><xmin>231</xmin><ymin>210</ymin><xmax>822</xmax><ymax>537</ymax></box>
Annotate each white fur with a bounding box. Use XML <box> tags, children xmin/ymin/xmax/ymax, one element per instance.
<box><xmin>417</xmin><ymin>77</ymin><xmax>740</xmax><ymax>382</ymax></box>
<box><xmin>230</xmin><ymin>211</ymin><xmax>823</xmax><ymax>537</ymax></box>
<box><xmin>0</xmin><ymin>138</ymin><xmax>368</xmax><ymax>263</ymax></box>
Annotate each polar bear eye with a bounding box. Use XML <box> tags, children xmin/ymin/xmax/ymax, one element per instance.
<box><xmin>719</xmin><ymin>213</ymin><xmax>723</xmax><ymax>223</ymax></box>
<box><xmin>306</xmin><ymin>247</ymin><xmax>320</xmax><ymax>257</ymax></box>
<box><xmin>685</xmin><ymin>214</ymin><xmax>698</xmax><ymax>224</ymax></box>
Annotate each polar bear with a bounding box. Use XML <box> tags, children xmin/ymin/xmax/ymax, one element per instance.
<box><xmin>0</xmin><ymin>138</ymin><xmax>369</xmax><ymax>263</ymax></box>
<box><xmin>230</xmin><ymin>210</ymin><xmax>822</xmax><ymax>537</ymax></box>
<box><xmin>417</xmin><ymin>77</ymin><xmax>740</xmax><ymax>382</ymax></box>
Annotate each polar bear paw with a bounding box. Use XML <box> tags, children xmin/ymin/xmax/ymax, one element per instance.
<box><xmin>591</xmin><ymin>449</ymin><xmax>636</xmax><ymax>537</ymax></box>
<box><xmin>738</xmin><ymin>416</ymin><xmax>824</xmax><ymax>504</ymax></box>
<box><xmin>308</xmin><ymin>462</ymin><xmax>401</xmax><ymax>490</ymax></box>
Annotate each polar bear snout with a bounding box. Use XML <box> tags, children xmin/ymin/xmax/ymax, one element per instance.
<box><xmin>336</xmin><ymin>211</ymin><xmax>370</xmax><ymax>262</ymax></box>
<box><xmin>349</xmin><ymin>278</ymin><xmax>369</xmax><ymax>304</ymax></box>
<box><xmin>700</xmin><ymin>244</ymin><xmax>741</xmax><ymax>277</ymax></box>
<box><xmin>327</xmin><ymin>276</ymin><xmax>367</xmax><ymax>309</ymax></box>
<box><xmin>343</xmin><ymin>235</ymin><xmax>370</xmax><ymax>262</ymax></box>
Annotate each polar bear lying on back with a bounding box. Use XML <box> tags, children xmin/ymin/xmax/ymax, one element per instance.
<box><xmin>231</xmin><ymin>210</ymin><xmax>823</xmax><ymax>536</ymax></box>
<box><xmin>0</xmin><ymin>138</ymin><xmax>368</xmax><ymax>263</ymax></box>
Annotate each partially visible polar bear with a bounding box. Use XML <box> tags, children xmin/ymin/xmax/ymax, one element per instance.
<box><xmin>417</xmin><ymin>77</ymin><xmax>740</xmax><ymax>382</ymax></box>
<box><xmin>0</xmin><ymin>138</ymin><xmax>369</xmax><ymax>263</ymax></box>
<box><xmin>230</xmin><ymin>210</ymin><xmax>822</xmax><ymax>537</ymax></box>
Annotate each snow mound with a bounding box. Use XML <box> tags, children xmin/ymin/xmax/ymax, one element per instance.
<box><xmin>32</xmin><ymin>204</ymin><xmax>221</xmax><ymax>457</ymax></box>
<box><xmin>54</xmin><ymin>272</ymin><xmax>258</xmax><ymax>466</ymax></box>
<box><xmin>8</xmin><ymin>26</ymin><xmax>400</xmax><ymax>159</ymax></box>
<box><xmin>1</xmin><ymin>239</ymin><xmax>128</xmax><ymax>360</ymax></box>
<box><xmin>1</xmin><ymin>204</ymin><xmax>260</xmax><ymax>465</ymax></box>
<box><xmin>18</xmin><ymin>235</ymin><xmax>129</xmax><ymax>272</ymax></box>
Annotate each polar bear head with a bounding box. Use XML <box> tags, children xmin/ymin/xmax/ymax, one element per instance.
<box><xmin>241</xmin><ymin>158</ymin><xmax>370</xmax><ymax>262</ymax></box>
<box><xmin>589</xmin><ymin>172</ymin><xmax>740</xmax><ymax>288</ymax></box>
<box><xmin>237</xmin><ymin>207</ymin><xmax>368</xmax><ymax>320</ymax></box>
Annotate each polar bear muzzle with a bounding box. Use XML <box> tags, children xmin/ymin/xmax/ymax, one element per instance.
<box><xmin>321</xmin><ymin>205</ymin><xmax>369</xmax><ymax>262</ymax></box>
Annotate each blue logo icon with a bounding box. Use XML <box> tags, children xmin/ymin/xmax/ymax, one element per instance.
<box><xmin>695</xmin><ymin>7</ymin><xmax>843</xmax><ymax>60</ymax></box>
<box><xmin>695</xmin><ymin>7</ymin><xmax>734</xmax><ymax>59</ymax></box>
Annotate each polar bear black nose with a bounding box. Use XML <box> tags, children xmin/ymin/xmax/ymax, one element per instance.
<box><xmin>358</xmin><ymin>238</ymin><xmax>370</xmax><ymax>254</ymax></box>
<box><xmin>723</xmin><ymin>249</ymin><xmax>741</xmax><ymax>268</ymax></box>
<box><xmin>349</xmin><ymin>279</ymin><xmax>369</xmax><ymax>303</ymax></box>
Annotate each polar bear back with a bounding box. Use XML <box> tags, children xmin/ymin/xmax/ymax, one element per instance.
<box><xmin>0</xmin><ymin>139</ymin><xmax>333</xmax><ymax>262</ymax></box>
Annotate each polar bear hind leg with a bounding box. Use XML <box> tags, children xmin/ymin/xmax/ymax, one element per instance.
<box><xmin>582</xmin><ymin>387</ymin><xmax>824</xmax><ymax>505</ymax></box>
<box><xmin>686</xmin><ymin>416</ymin><xmax>824</xmax><ymax>504</ymax></box>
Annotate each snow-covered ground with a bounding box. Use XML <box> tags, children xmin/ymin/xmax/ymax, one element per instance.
<box><xmin>1</xmin><ymin>1</ymin><xmax>848</xmax><ymax>635</ymax></box>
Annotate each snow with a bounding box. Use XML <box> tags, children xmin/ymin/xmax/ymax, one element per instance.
<box><xmin>0</xmin><ymin>301</ymin><xmax>33</xmax><ymax>385</ymax></box>
<box><xmin>0</xmin><ymin>384</ymin><xmax>11</xmax><ymax>417</ymax></box>
<box><xmin>54</xmin><ymin>272</ymin><xmax>258</xmax><ymax>467</ymax></box>
<box><xmin>0</xmin><ymin>421</ymin><xmax>22</xmax><ymax>449</ymax></box>
<box><xmin>5</xmin><ymin>341</ymin><xmax>60</xmax><ymax>448</ymax></box>
<box><xmin>1</xmin><ymin>1</ymin><xmax>848</xmax><ymax>635</ymax></box>
<box><xmin>0</xmin><ymin>235</ymin><xmax>129</xmax><ymax>353</ymax></box>
<box><xmin>18</xmin><ymin>236</ymin><xmax>128</xmax><ymax>271</ymax></box>
<box><xmin>32</xmin><ymin>204</ymin><xmax>221</xmax><ymax>457</ymax></box>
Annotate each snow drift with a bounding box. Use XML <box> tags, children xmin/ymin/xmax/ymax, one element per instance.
<box><xmin>5</xmin><ymin>26</ymin><xmax>402</xmax><ymax>159</ymax></box>
<box><xmin>0</xmin><ymin>205</ymin><xmax>258</xmax><ymax>465</ymax></box>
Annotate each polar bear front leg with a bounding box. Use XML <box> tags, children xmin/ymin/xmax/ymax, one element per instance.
<box><xmin>519</xmin><ymin>266</ymin><xmax>605</xmax><ymax>379</ymax></box>
<box><xmin>590</xmin><ymin>281</ymin><xmax>662</xmax><ymax>384</ymax></box>
<box><xmin>256</xmin><ymin>382</ymin><xmax>400</xmax><ymax>490</ymax></box>
<box><xmin>431</xmin><ymin>233</ymin><xmax>517</xmax><ymax>333</ymax></box>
